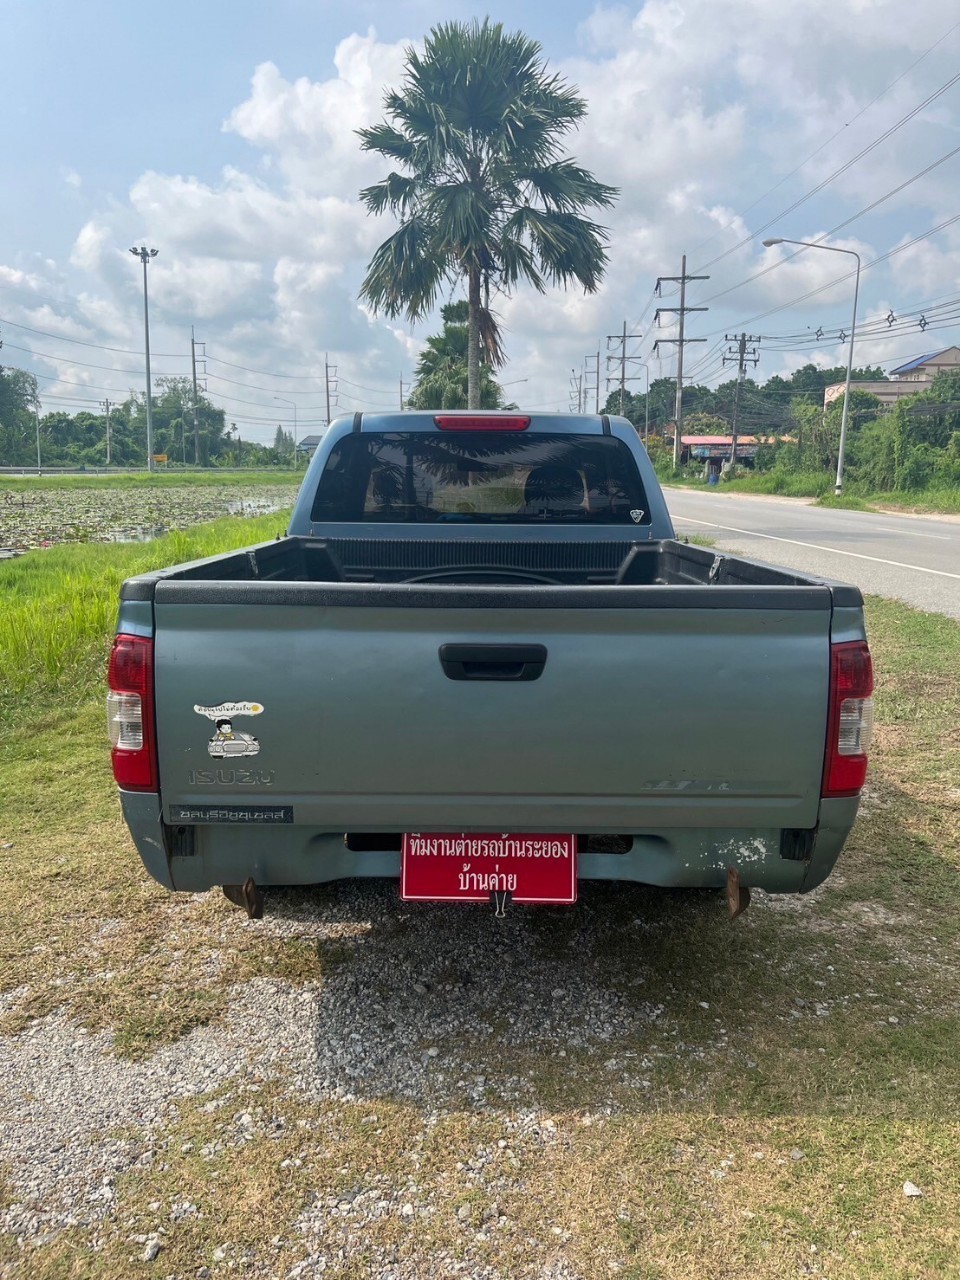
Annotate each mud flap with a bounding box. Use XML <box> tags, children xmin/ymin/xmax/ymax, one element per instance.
<box><xmin>726</xmin><ymin>866</ymin><xmax>751</xmax><ymax>920</ymax></box>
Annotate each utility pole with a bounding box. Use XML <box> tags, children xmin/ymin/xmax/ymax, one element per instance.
<box><xmin>323</xmin><ymin>355</ymin><xmax>339</xmax><ymax>427</ymax></box>
<box><xmin>569</xmin><ymin>368</ymin><xmax>584</xmax><ymax>413</ymax></box>
<box><xmin>400</xmin><ymin>372</ymin><xmax>405</xmax><ymax>410</ymax></box>
<box><xmin>618</xmin><ymin>319</ymin><xmax>626</xmax><ymax>413</ymax></box>
<box><xmin>722</xmin><ymin>333</ymin><xmax>760</xmax><ymax>467</ymax></box>
<box><xmin>580</xmin><ymin>353</ymin><xmax>600</xmax><ymax>414</ymax></box>
<box><xmin>605</xmin><ymin>321</ymin><xmax>644</xmax><ymax>418</ymax></box>
<box><xmin>130</xmin><ymin>245</ymin><xmax>158</xmax><ymax>471</ymax></box>
<box><xmin>100</xmin><ymin>398</ymin><xmax>112</xmax><ymax>465</ymax></box>
<box><xmin>190</xmin><ymin>327</ymin><xmax>204</xmax><ymax>466</ymax></box>
<box><xmin>654</xmin><ymin>254</ymin><xmax>710</xmax><ymax>467</ymax></box>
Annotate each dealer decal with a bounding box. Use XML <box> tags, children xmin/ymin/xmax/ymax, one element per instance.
<box><xmin>169</xmin><ymin>805</ymin><xmax>293</xmax><ymax>824</ymax></box>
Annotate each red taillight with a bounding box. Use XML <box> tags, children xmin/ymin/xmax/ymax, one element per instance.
<box><xmin>434</xmin><ymin>415</ymin><xmax>531</xmax><ymax>431</ymax></box>
<box><xmin>822</xmin><ymin>640</ymin><xmax>874</xmax><ymax>798</ymax></box>
<box><xmin>107</xmin><ymin>634</ymin><xmax>158</xmax><ymax>791</ymax></box>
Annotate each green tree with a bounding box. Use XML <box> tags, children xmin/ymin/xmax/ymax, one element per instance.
<box><xmin>358</xmin><ymin>18</ymin><xmax>617</xmax><ymax>408</ymax></box>
<box><xmin>406</xmin><ymin>302</ymin><xmax>506</xmax><ymax>409</ymax></box>
<box><xmin>683</xmin><ymin>411</ymin><xmax>729</xmax><ymax>435</ymax></box>
<box><xmin>273</xmin><ymin>424</ymin><xmax>295</xmax><ymax>462</ymax></box>
<box><xmin>0</xmin><ymin>368</ymin><xmax>38</xmax><ymax>466</ymax></box>
<box><xmin>153</xmin><ymin>378</ymin><xmax>227</xmax><ymax>465</ymax></box>
<box><xmin>602</xmin><ymin>376</ymin><xmax>677</xmax><ymax>437</ymax></box>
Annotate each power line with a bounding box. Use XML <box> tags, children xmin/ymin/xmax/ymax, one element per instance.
<box><xmin>755</xmin><ymin>287</ymin><xmax>960</xmax><ymax>342</ymax></box>
<box><xmin>686</xmin><ymin>18</ymin><xmax>960</xmax><ymax>264</ymax></box>
<box><xmin>690</xmin><ymin>64</ymin><xmax>960</xmax><ymax>276</ymax></box>
<box><xmin>680</xmin><ymin>338</ymin><xmax>727</xmax><ymax>380</ymax></box>
<box><xmin>698</xmin><ymin>210</ymin><xmax>960</xmax><ymax>338</ymax></box>
<box><xmin>692</xmin><ymin>140</ymin><xmax>960</xmax><ymax>311</ymax></box>
<box><xmin>0</xmin><ymin>316</ymin><xmax>187</xmax><ymax>359</ymax></box>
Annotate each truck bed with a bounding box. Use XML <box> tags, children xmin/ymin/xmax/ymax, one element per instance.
<box><xmin>122</xmin><ymin>533</ymin><xmax>863</xmax><ymax>596</ymax></box>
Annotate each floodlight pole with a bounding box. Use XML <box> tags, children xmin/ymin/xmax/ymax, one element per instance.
<box><xmin>763</xmin><ymin>237</ymin><xmax>861</xmax><ymax>494</ymax></box>
<box><xmin>130</xmin><ymin>245</ymin><xmax>159</xmax><ymax>472</ymax></box>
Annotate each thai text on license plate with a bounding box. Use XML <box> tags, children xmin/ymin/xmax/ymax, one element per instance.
<box><xmin>400</xmin><ymin>833</ymin><xmax>577</xmax><ymax>905</ymax></box>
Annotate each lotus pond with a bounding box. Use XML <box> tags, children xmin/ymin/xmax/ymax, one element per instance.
<box><xmin>0</xmin><ymin>482</ymin><xmax>297</xmax><ymax>556</ymax></box>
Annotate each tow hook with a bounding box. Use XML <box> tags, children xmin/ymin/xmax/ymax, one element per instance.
<box><xmin>222</xmin><ymin>877</ymin><xmax>265</xmax><ymax>920</ymax></box>
<box><xmin>726</xmin><ymin>866</ymin><xmax>750</xmax><ymax>920</ymax></box>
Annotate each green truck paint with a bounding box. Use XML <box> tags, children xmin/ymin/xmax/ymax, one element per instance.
<box><xmin>109</xmin><ymin>412</ymin><xmax>872</xmax><ymax>904</ymax></box>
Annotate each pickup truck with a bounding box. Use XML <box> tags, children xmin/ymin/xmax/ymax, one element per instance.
<box><xmin>108</xmin><ymin>411</ymin><xmax>873</xmax><ymax>919</ymax></box>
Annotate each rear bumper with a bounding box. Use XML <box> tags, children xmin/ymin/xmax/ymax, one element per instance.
<box><xmin>120</xmin><ymin>793</ymin><xmax>859</xmax><ymax>897</ymax></box>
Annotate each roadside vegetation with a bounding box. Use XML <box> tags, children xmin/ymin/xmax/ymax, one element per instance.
<box><xmin>662</xmin><ymin>468</ymin><xmax>960</xmax><ymax>515</ymax></box>
<box><xmin>0</xmin><ymin>471</ymin><xmax>303</xmax><ymax>491</ymax></box>
<box><xmin>0</xmin><ymin>511</ymin><xmax>291</xmax><ymax>731</ymax></box>
<box><xmin>0</xmin><ymin>366</ymin><xmax>307</xmax><ymax>470</ymax></box>
<box><xmin>1</xmin><ymin>506</ymin><xmax>958</xmax><ymax>1276</ymax></box>
<box><xmin>617</xmin><ymin>364</ymin><xmax>960</xmax><ymax>515</ymax></box>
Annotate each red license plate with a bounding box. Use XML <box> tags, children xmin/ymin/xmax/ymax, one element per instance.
<box><xmin>401</xmin><ymin>833</ymin><xmax>577</xmax><ymax>905</ymax></box>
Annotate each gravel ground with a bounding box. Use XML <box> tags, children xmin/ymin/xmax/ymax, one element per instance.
<box><xmin>0</xmin><ymin>876</ymin><xmax>914</xmax><ymax>1277</ymax></box>
<box><xmin>0</xmin><ymin>880</ymin><xmax>726</xmax><ymax>1276</ymax></box>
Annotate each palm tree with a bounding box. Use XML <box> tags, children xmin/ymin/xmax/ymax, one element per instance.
<box><xmin>407</xmin><ymin>302</ymin><xmax>505</xmax><ymax>409</ymax></box>
<box><xmin>358</xmin><ymin>19</ymin><xmax>617</xmax><ymax>408</ymax></box>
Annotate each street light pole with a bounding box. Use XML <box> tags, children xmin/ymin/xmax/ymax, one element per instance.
<box><xmin>762</xmin><ymin>237</ymin><xmax>861</xmax><ymax>495</ymax></box>
<box><xmin>501</xmin><ymin>377</ymin><xmax>529</xmax><ymax>403</ymax></box>
<box><xmin>130</xmin><ymin>245</ymin><xmax>159</xmax><ymax>472</ymax></box>
<box><xmin>274</xmin><ymin>397</ymin><xmax>298</xmax><ymax>468</ymax></box>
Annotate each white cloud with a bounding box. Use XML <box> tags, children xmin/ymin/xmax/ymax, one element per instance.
<box><xmin>70</xmin><ymin>221</ymin><xmax>111</xmax><ymax>273</ymax></box>
<box><xmin>0</xmin><ymin>264</ymin><xmax>47</xmax><ymax>294</ymax></box>
<box><xmin>223</xmin><ymin>32</ymin><xmax>413</xmax><ymax>197</ymax></box>
<box><xmin>3</xmin><ymin>2</ymin><xmax>959</xmax><ymax>435</ymax></box>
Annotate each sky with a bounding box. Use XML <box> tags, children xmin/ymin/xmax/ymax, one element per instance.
<box><xmin>2</xmin><ymin>0</ymin><xmax>960</xmax><ymax>444</ymax></box>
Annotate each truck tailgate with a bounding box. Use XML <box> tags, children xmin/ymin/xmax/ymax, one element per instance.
<box><xmin>153</xmin><ymin>583</ymin><xmax>832</xmax><ymax>832</ymax></box>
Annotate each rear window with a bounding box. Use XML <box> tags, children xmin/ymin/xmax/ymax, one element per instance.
<box><xmin>310</xmin><ymin>432</ymin><xmax>651</xmax><ymax>525</ymax></box>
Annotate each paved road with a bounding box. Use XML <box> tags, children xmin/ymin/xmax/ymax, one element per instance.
<box><xmin>664</xmin><ymin>488</ymin><xmax>960</xmax><ymax>620</ymax></box>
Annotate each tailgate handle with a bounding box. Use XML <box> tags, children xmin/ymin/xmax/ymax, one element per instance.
<box><xmin>439</xmin><ymin>643</ymin><xmax>547</xmax><ymax>682</ymax></box>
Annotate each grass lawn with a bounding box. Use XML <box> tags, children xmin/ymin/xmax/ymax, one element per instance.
<box><xmin>1</xmin><ymin>525</ymin><xmax>958</xmax><ymax>1277</ymax></box>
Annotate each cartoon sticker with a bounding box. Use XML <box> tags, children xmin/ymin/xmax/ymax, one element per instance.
<box><xmin>194</xmin><ymin>701</ymin><xmax>263</xmax><ymax>758</ymax></box>
<box><xmin>630</xmin><ymin>509</ymin><xmax>645</xmax><ymax>524</ymax></box>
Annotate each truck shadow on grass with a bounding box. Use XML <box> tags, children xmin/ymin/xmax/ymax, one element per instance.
<box><xmin>256</xmin><ymin>795</ymin><xmax>958</xmax><ymax>1121</ymax></box>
